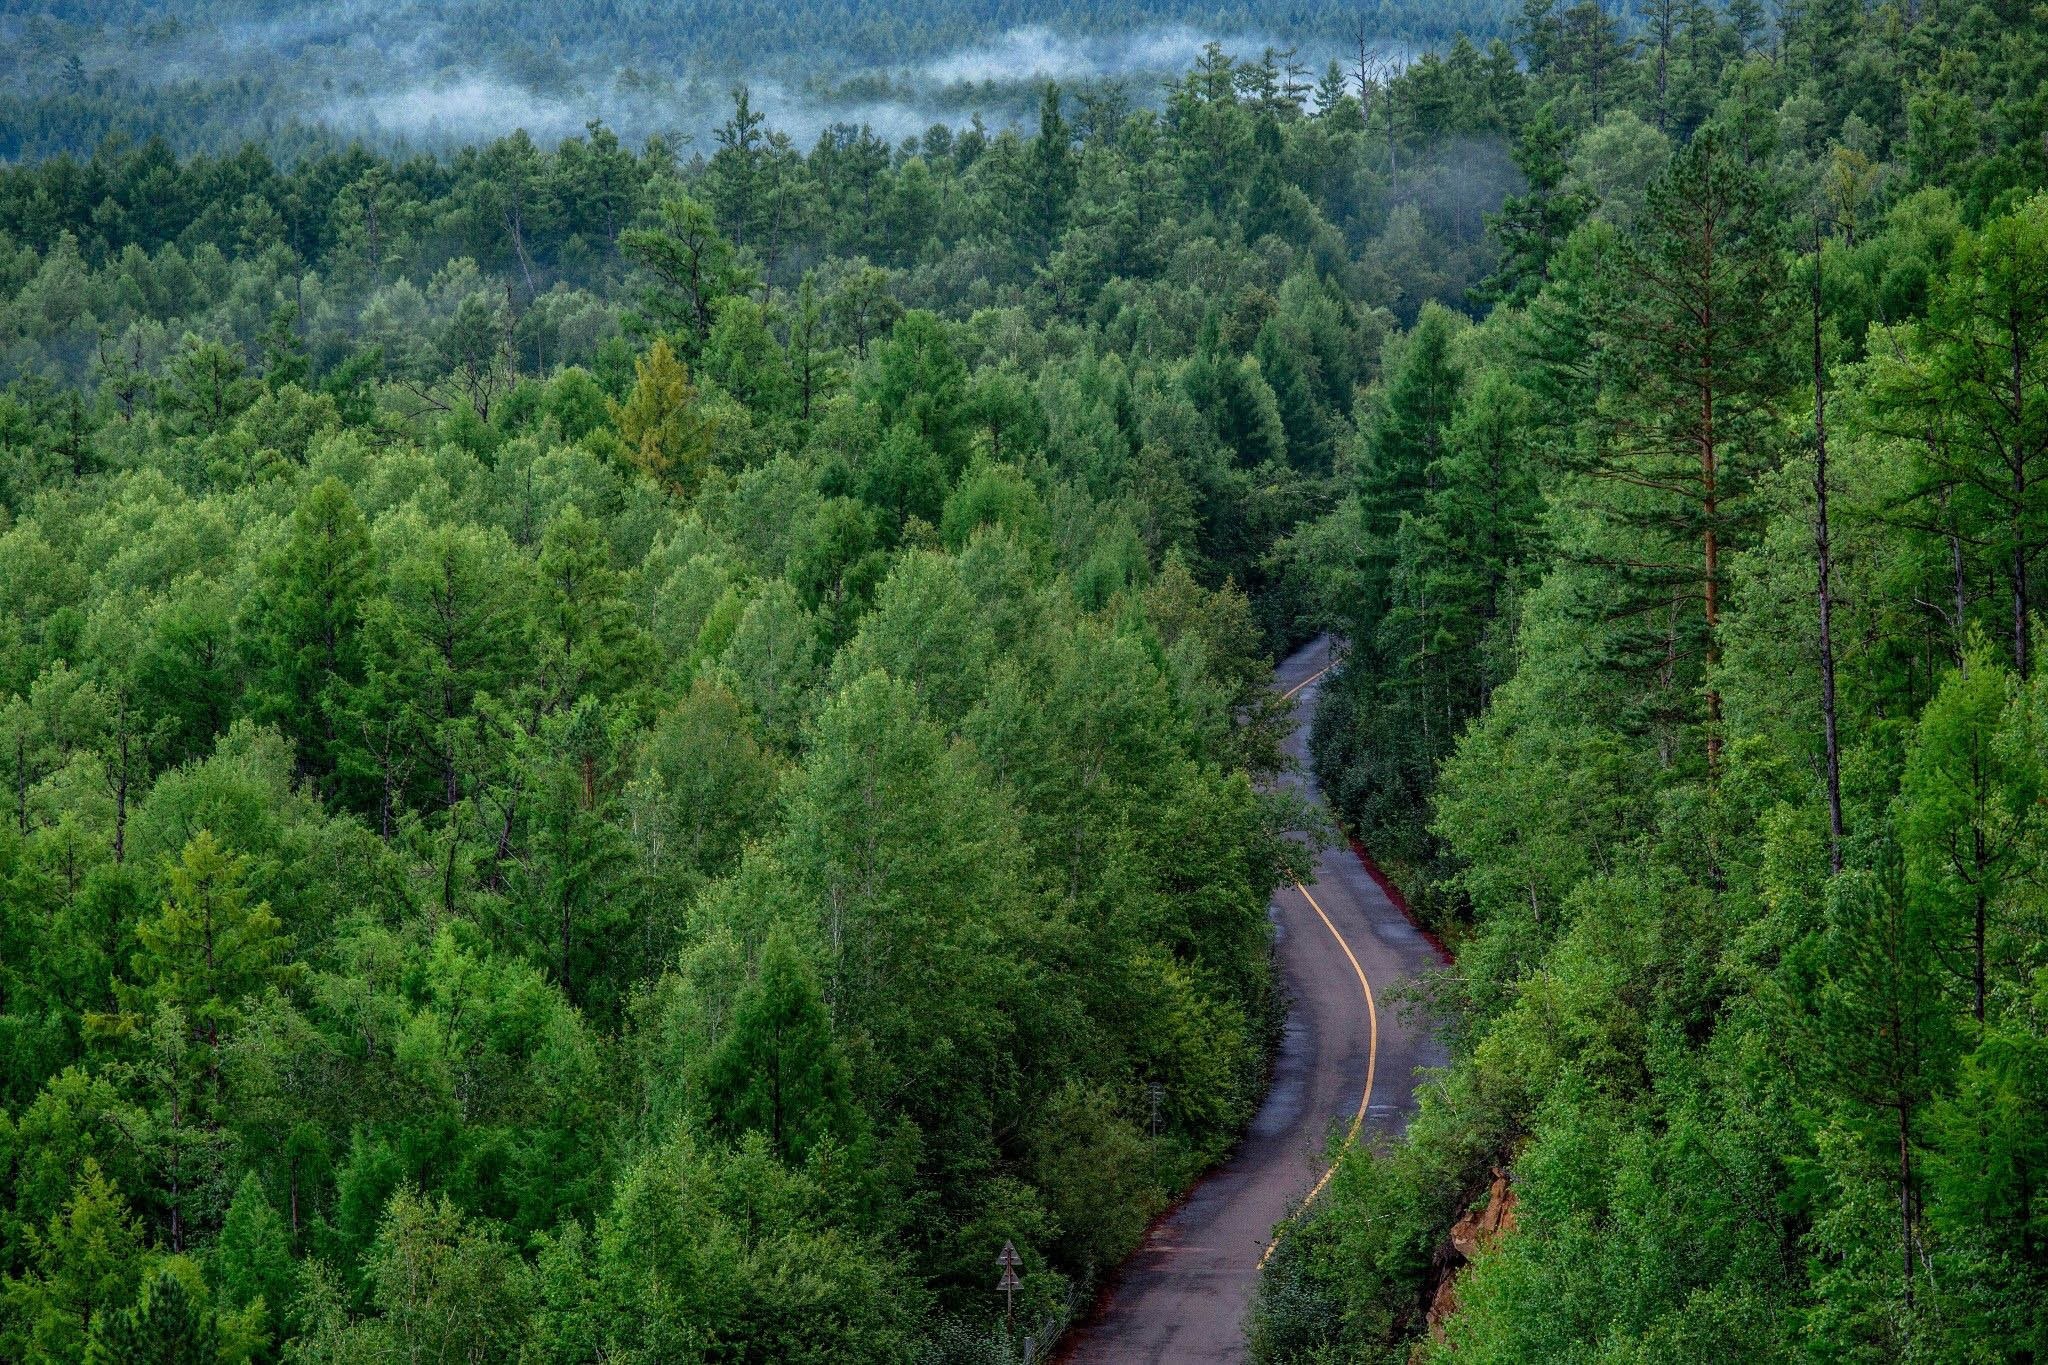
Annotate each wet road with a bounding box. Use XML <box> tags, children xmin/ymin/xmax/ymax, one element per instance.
<box><xmin>1060</xmin><ymin>635</ymin><xmax>1449</xmax><ymax>1363</ymax></box>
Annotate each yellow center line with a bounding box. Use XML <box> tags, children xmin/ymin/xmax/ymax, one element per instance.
<box><xmin>1280</xmin><ymin>663</ymin><xmax>1330</xmax><ymax>701</ymax></box>
<box><xmin>1259</xmin><ymin>879</ymin><xmax>1377</xmax><ymax>1267</ymax></box>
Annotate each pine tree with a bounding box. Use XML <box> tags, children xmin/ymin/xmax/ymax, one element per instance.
<box><xmin>1816</xmin><ymin>864</ymin><xmax>1960</xmax><ymax>1315</ymax></box>
<box><xmin>1419</xmin><ymin>368</ymin><xmax>1545</xmax><ymax>710</ymax></box>
<box><xmin>706</xmin><ymin>86</ymin><xmax>767</xmax><ymax>250</ymax></box>
<box><xmin>859</xmin><ymin>311</ymin><xmax>970</xmax><ymax>475</ymax></box>
<box><xmin>1514</xmin><ymin>0</ymin><xmax>1563</xmax><ymax>73</ymax></box>
<box><xmin>353</xmin><ymin>520</ymin><xmax>525</xmax><ymax>905</ymax></box>
<box><xmin>1555</xmin><ymin>0</ymin><xmax>1635</xmax><ymax>120</ymax></box>
<box><xmin>130</xmin><ymin>832</ymin><xmax>289</xmax><ymax>1083</ymax></box>
<box><xmin>1897</xmin><ymin>651</ymin><xmax>2039</xmax><ymax>1025</ymax></box>
<box><xmin>259</xmin><ymin>301</ymin><xmax>308</xmax><ymax>393</ymax></box>
<box><xmin>8</xmin><ymin>1160</ymin><xmax>146</xmax><ymax>1363</ymax></box>
<box><xmin>701</xmin><ymin>925</ymin><xmax>858</xmax><ymax>1162</ymax></box>
<box><xmin>533</xmin><ymin>505</ymin><xmax>650</xmax><ymax>712</ymax></box>
<box><xmin>1027</xmin><ymin>85</ymin><xmax>1079</xmax><ymax>254</ymax></box>
<box><xmin>1253</xmin><ymin>320</ymin><xmax>1330</xmax><ymax>475</ymax></box>
<box><xmin>155</xmin><ymin>336</ymin><xmax>255</xmax><ymax>438</ymax></box>
<box><xmin>83</xmin><ymin>1269</ymin><xmax>221</xmax><ymax>1365</ymax></box>
<box><xmin>240</xmin><ymin>477</ymin><xmax>373</xmax><ymax>789</ymax></box>
<box><xmin>786</xmin><ymin>273</ymin><xmax>840</xmax><ymax>426</ymax></box>
<box><xmin>620</xmin><ymin>195</ymin><xmax>755</xmax><ymax>357</ymax></box>
<box><xmin>214</xmin><ymin>1173</ymin><xmax>293</xmax><ymax>1336</ymax></box>
<box><xmin>609</xmin><ymin>338</ymin><xmax>716</xmax><ymax>495</ymax></box>
<box><xmin>1581</xmin><ymin>129</ymin><xmax>1792</xmax><ymax>768</ymax></box>
<box><xmin>1476</xmin><ymin>104</ymin><xmax>1589</xmax><ymax>307</ymax></box>
<box><xmin>701</xmin><ymin>295</ymin><xmax>794</xmax><ymax>417</ymax></box>
<box><xmin>1865</xmin><ymin>198</ymin><xmax>2048</xmax><ymax>677</ymax></box>
<box><xmin>1358</xmin><ymin>303</ymin><xmax>1466</xmax><ymax>643</ymax></box>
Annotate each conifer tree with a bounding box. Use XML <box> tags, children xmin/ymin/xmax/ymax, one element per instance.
<box><xmin>621</xmin><ymin>196</ymin><xmax>755</xmax><ymax>357</ymax></box>
<box><xmin>83</xmin><ymin>1270</ymin><xmax>220</xmax><ymax>1365</ymax></box>
<box><xmin>1477</xmin><ymin>105</ymin><xmax>1588</xmax><ymax>307</ymax></box>
<box><xmin>1866</xmin><ymin>198</ymin><xmax>2048</xmax><ymax>678</ymax></box>
<box><xmin>1358</xmin><ymin>303</ymin><xmax>1465</xmax><ymax>641</ymax></box>
<box><xmin>610</xmin><ymin>337</ymin><xmax>716</xmax><ymax>495</ymax></box>
<box><xmin>1898</xmin><ymin>651</ymin><xmax>2040</xmax><ymax>1025</ymax></box>
<box><xmin>240</xmin><ymin>477</ymin><xmax>373</xmax><ymax>789</ymax></box>
<box><xmin>6</xmin><ymin>1160</ymin><xmax>145</xmax><ymax>1363</ymax></box>
<box><xmin>701</xmin><ymin>925</ymin><xmax>858</xmax><ymax>1163</ymax></box>
<box><xmin>128</xmin><ymin>831</ymin><xmax>288</xmax><ymax>1092</ymax></box>
<box><xmin>1581</xmin><ymin>129</ymin><xmax>1791</xmax><ymax>767</ymax></box>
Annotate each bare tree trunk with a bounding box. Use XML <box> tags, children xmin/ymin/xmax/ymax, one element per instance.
<box><xmin>1952</xmin><ymin>512</ymin><xmax>1969</xmax><ymax>672</ymax></box>
<box><xmin>1811</xmin><ymin>238</ymin><xmax>1845</xmax><ymax>873</ymax></box>
<box><xmin>1703</xmin><ymin>384</ymin><xmax>1722</xmax><ymax>773</ymax></box>
<box><xmin>1898</xmin><ymin>1104</ymin><xmax>1916</xmax><ymax>1312</ymax></box>
<box><xmin>2013</xmin><ymin>493</ymin><xmax>2030</xmax><ymax>678</ymax></box>
<box><xmin>506</xmin><ymin>206</ymin><xmax>539</xmax><ymax>299</ymax></box>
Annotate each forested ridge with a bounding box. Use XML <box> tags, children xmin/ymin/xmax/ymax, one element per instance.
<box><xmin>0</xmin><ymin>0</ymin><xmax>2045</xmax><ymax>1359</ymax></box>
<box><xmin>1258</xmin><ymin>0</ymin><xmax>2048</xmax><ymax>1360</ymax></box>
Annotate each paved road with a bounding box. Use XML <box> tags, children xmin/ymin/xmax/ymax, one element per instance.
<box><xmin>1060</xmin><ymin>635</ymin><xmax>1449</xmax><ymax>1364</ymax></box>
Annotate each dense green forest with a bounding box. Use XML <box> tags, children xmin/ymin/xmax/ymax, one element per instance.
<box><xmin>0</xmin><ymin>33</ymin><xmax>1492</xmax><ymax>1363</ymax></box>
<box><xmin>3</xmin><ymin>0</ymin><xmax>2047</xmax><ymax>1358</ymax></box>
<box><xmin>1257</xmin><ymin>0</ymin><xmax>2048</xmax><ymax>1360</ymax></box>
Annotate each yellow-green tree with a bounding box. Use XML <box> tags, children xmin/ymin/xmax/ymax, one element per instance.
<box><xmin>609</xmin><ymin>338</ymin><xmax>716</xmax><ymax>495</ymax></box>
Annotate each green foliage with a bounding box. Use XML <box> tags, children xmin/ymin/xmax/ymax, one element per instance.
<box><xmin>1259</xmin><ymin>1</ymin><xmax>2048</xmax><ymax>1359</ymax></box>
<box><xmin>84</xmin><ymin>1266</ymin><xmax>230</xmax><ymax>1365</ymax></box>
<box><xmin>699</xmin><ymin>926</ymin><xmax>859</xmax><ymax>1162</ymax></box>
<box><xmin>4</xmin><ymin>1160</ymin><xmax>146</xmax><ymax>1363</ymax></box>
<box><xmin>6</xmin><ymin>6</ymin><xmax>2046</xmax><ymax>1357</ymax></box>
<box><xmin>0</xmin><ymin>55</ymin><xmax>1329</xmax><ymax>1356</ymax></box>
<box><xmin>128</xmin><ymin>831</ymin><xmax>290</xmax><ymax>1060</ymax></box>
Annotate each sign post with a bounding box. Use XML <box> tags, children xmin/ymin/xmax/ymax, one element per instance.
<box><xmin>997</xmin><ymin>1240</ymin><xmax>1023</xmax><ymax>1327</ymax></box>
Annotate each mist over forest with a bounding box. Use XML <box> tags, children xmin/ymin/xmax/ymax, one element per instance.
<box><xmin>0</xmin><ymin>0</ymin><xmax>1477</xmax><ymax>158</ymax></box>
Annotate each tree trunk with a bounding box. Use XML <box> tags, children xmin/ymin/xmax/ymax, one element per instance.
<box><xmin>1812</xmin><ymin>242</ymin><xmax>1845</xmax><ymax>873</ymax></box>
<box><xmin>1898</xmin><ymin>1103</ymin><xmax>1916</xmax><ymax>1311</ymax></box>
<box><xmin>1703</xmin><ymin>386</ymin><xmax>1722</xmax><ymax>771</ymax></box>
<box><xmin>112</xmin><ymin>739</ymin><xmax>129</xmax><ymax>865</ymax></box>
<box><xmin>2013</xmin><ymin>323</ymin><xmax>2031</xmax><ymax>678</ymax></box>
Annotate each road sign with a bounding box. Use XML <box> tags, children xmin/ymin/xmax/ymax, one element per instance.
<box><xmin>998</xmin><ymin>1243</ymin><xmax>1022</xmax><ymax>1323</ymax></box>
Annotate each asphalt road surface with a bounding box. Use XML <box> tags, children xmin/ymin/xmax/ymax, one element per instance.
<box><xmin>1060</xmin><ymin>635</ymin><xmax>1449</xmax><ymax>1364</ymax></box>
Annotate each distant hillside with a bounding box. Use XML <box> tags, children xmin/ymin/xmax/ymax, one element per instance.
<box><xmin>2</xmin><ymin>0</ymin><xmax>1519</xmax><ymax>158</ymax></box>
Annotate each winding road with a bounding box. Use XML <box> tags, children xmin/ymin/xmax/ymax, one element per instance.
<box><xmin>1060</xmin><ymin>635</ymin><xmax>1449</xmax><ymax>1363</ymax></box>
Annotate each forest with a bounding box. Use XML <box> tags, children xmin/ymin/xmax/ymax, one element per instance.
<box><xmin>0</xmin><ymin>0</ymin><xmax>2044</xmax><ymax>1359</ymax></box>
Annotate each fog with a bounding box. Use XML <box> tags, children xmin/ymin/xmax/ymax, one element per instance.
<box><xmin>324</xmin><ymin>77</ymin><xmax>593</xmax><ymax>147</ymax></box>
<box><xmin>0</xmin><ymin>2</ymin><xmax>1439</xmax><ymax>163</ymax></box>
<box><xmin>320</xmin><ymin>70</ymin><xmax>972</xmax><ymax>151</ymax></box>
<box><xmin>922</xmin><ymin>25</ymin><xmax>1238</xmax><ymax>86</ymax></box>
<box><xmin>114</xmin><ymin>15</ymin><xmax>1381</xmax><ymax>154</ymax></box>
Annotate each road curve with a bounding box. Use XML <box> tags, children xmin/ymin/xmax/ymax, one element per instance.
<box><xmin>1059</xmin><ymin>635</ymin><xmax>1449</xmax><ymax>1364</ymax></box>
